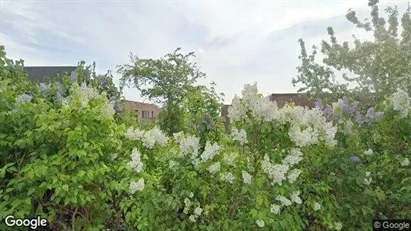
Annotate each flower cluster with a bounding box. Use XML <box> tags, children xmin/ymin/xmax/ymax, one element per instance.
<box><xmin>129</xmin><ymin>178</ymin><xmax>145</xmax><ymax>194</ymax></box>
<box><xmin>270</xmin><ymin>204</ymin><xmax>281</xmax><ymax>214</ymax></box>
<box><xmin>276</xmin><ymin>195</ymin><xmax>292</xmax><ymax>206</ymax></box>
<box><xmin>39</xmin><ymin>82</ymin><xmax>50</xmax><ymax>95</ymax></box>
<box><xmin>315</xmin><ymin>97</ymin><xmax>384</xmax><ymax>126</ymax></box>
<box><xmin>200</xmin><ymin>142</ymin><xmax>220</xmax><ymax>162</ymax></box>
<box><xmin>142</xmin><ymin>126</ymin><xmax>169</xmax><ymax>148</ymax></box>
<box><xmin>231</xmin><ymin>128</ymin><xmax>248</xmax><ymax>145</ymax></box>
<box><xmin>363</xmin><ymin>149</ymin><xmax>373</xmax><ymax>156</ymax></box>
<box><xmin>124</xmin><ymin>126</ymin><xmax>168</xmax><ymax>149</ymax></box>
<box><xmin>127</xmin><ymin>148</ymin><xmax>143</xmax><ymax>173</ymax></box>
<box><xmin>313</xmin><ymin>202</ymin><xmax>321</xmax><ymax>211</ymax></box>
<box><xmin>183</xmin><ymin>197</ymin><xmax>203</xmax><ymax>223</ymax></box>
<box><xmin>228</xmin><ymin>82</ymin><xmax>280</xmax><ymax>123</ymax></box>
<box><xmin>363</xmin><ymin>171</ymin><xmax>372</xmax><ymax>185</ymax></box>
<box><xmin>207</xmin><ymin>162</ymin><xmax>221</xmax><ymax>174</ymax></box>
<box><xmin>15</xmin><ymin>94</ymin><xmax>33</xmax><ymax>105</ymax></box>
<box><xmin>242</xmin><ymin>171</ymin><xmax>252</xmax><ymax>184</ymax></box>
<box><xmin>255</xmin><ymin>220</ymin><xmax>265</xmax><ymax>228</ymax></box>
<box><xmin>282</xmin><ymin>148</ymin><xmax>304</xmax><ymax>166</ymax></box>
<box><xmin>76</xmin><ymin>83</ymin><xmax>100</xmax><ymax>107</ymax></box>
<box><xmin>391</xmin><ymin>89</ymin><xmax>410</xmax><ymax>118</ymax></box>
<box><xmin>401</xmin><ymin>158</ymin><xmax>409</xmax><ymax>166</ymax></box>
<box><xmin>290</xmin><ymin>191</ymin><xmax>302</xmax><ymax>204</ymax></box>
<box><xmin>220</xmin><ymin>172</ymin><xmax>235</xmax><ymax>184</ymax></box>
<box><xmin>175</xmin><ymin>134</ymin><xmax>201</xmax><ymax>158</ymax></box>
<box><xmin>262</xmin><ymin>155</ymin><xmax>290</xmax><ymax>186</ymax></box>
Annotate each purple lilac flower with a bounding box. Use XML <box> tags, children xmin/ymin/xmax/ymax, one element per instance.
<box><xmin>56</xmin><ymin>91</ymin><xmax>64</xmax><ymax>101</ymax></box>
<box><xmin>374</xmin><ymin>111</ymin><xmax>384</xmax><ymax>120</ymax></box>
<box><xmin>342</xmin><ymin>96</ymin><xmax>349</xmax><ymax>104</ymax></box>
<box><xmin>366</xmin><ymin>108</ymin><xmax>374</xmax><ymax>118</ymax></box>
<box><xmin>323</xmin><ymin>105</ymin><xmax>333</xmax><ymax>116</ymax></box>
<box><xmin>39</xmin><ymin>83</ymin><xmax>50</xmax><ymax>94</ymax></box>
<box><xmin>16</xmin><ymin>94</ymin><xmax>32</xmax><ymax>105</ymax></box>
<box><xmin>350</xmin><ymin>155</ymin><xmax>361</xmax><ymax>163</ymax></box>
<box><xmin>314</xmin><ymin>100</ymin><xmax>324</xmax><ymax>111</ymax></box>
<box><xmin>113</xmin><ymin>101</ymin><xmax>122</xmax><ymax>113</ymax></box>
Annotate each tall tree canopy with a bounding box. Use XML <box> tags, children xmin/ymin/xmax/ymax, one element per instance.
<box><xmin>293</xmin><ymin>0</ymin><xmax>411</xmax><ymax>104</ymax></box>
<box><xmin>117</xmin><ymin>48</ymin><xmax>223</xmax><ymax>135</ymax></box>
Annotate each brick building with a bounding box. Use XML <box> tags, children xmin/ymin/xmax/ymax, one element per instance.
<box><xmin>123</xmin><ymin>100</ymin><xmax>162</xmax><ymax>121</ymax></box>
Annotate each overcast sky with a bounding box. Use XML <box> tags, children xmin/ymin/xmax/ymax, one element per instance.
<box><xmin>1</xmin><ymin>0</ymin><xmax>408</xmax><ymax>104</ymax></box>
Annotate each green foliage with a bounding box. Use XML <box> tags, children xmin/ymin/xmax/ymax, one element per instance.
<box><xmin>294</xmin><ymin>0</ymin><xmax>411</xmax><ymax>103</ymax></box>
<box><xmin>117</xmin><ymin>47</ymin><xmax>224</xmax><ymax>136</ymax></box>
<box><xmin>0</xmin><ymin>46</ymin><xmax>141</xmax><ymax>230</ymax></box>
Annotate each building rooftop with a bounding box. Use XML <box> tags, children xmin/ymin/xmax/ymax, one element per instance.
<box><xmin>24</xmin><ymin>66</ymin><xmax>77</xmax><ymax>83</ymax></box>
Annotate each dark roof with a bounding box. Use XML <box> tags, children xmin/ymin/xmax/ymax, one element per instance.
<box><xmin>24</xmin><ymin>66</ymin><xmax>77</xmax><ymax>83</ymax></box>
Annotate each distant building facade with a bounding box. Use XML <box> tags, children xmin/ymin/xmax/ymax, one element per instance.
<box><xmin>123</xmin><ymin>100</ymin><xmax>162</xmax><ymax>121</ymax></box>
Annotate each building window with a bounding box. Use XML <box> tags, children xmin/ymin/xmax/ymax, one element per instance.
<box><xmin>142</xmin><ymin>110</ymin><xmax>150</xmax><ymax>119</ymax></box>
<box><xmin>151</xmin><ymin>111</ymin><xmax>154</xmax><ymax>118</ymax></box>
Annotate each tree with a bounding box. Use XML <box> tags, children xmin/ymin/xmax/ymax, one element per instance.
<box><xmin>117</xmin><ymin>47</ymin><xmax>221</xmax><ymax>135</ymax></box>
<box><xmin>293</xmin><ymin>0</ymin><xmax>411</xmax><ymax>104</ymax></box>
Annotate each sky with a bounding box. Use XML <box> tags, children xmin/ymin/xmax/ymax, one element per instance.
<box><xmin>1</xmin><ymin>0</ymin><xmax>409</xmax><ymax>104</ymax></box>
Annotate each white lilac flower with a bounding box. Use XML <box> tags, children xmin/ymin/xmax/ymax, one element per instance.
<box><xmin>242</xmin><ymin>171</ymin><xmax>252</xmax><ymax>184</ymax></box>
<box><xmin>401</xmin><ymin>158</ymin><xmax>409</xmax><ymax>166</ymax></box>
<box><xmin>147</xmin><ymin>126</ymin><xmax>169</xmax><ymax>147</ymax></box>
<box><xmin>228</xmin><ymin>84</ymin><xmax>338</xmax><ymax>148</ymax></box>
<box><xmin>169</xmin><ymin>160</ymin><xmax>179</xmax><ymax>170</ymax></box>
<box><xmin>189</xmin><ymin>192</ymin><xmax>194</xmax><ymax>198</ymax></box>
<box><xmin>261</xmin><ymin>155</ymin><xmax>289</xmax><ymax>186</ymax></box>
<box><xmin>129</xmin><ymin>178</ymin><xmax>145</xmax><ymax>194</ymax></box>
<box><xmin>365</xmin><ymin>172</ymin><xmax>371</xmax><ymax>177</ymax></box>
<box><xmin>392</xmin><ymin>89</ymin><xmax>410</xmax><ymax>118</ymax></box>
<box><xmin>287</xmin><ymin>169</ymin><xmax>302</xmax><ymax>183</ymax></box>
<box><xmin>364</xmin><ymin>149</ymin><xmax>373</xmax><ymax>156</ymax></box>
<box><xmin>183</xmin><ymin>208</ymin><xmax>189</xmax><ymax>214</ymax></box>
<box><xmin>127</xmin><ymin>148</ymin><xmax>143</xmax><ymax>173</ymax></box>
<box><xmin>276</xmin><ymin>195</ymin><xmax>292</xmax><ymax>206</ymax></box>
<box><xmin>207</xmin><ymin>162</ymin><xmax>221</xmax><ymax>174</ymax></box>
<box><xmin>76</xmin><ymin>83</ymin><xmax>100</xmax><ymax>107</ymax></box>
<box><xmin>288</xmin><ymin>125</ymin><xmax>318</xmax><ymax>147</ymax></box>
<box><xmin>194</xmin><ymin>207</ymin><xmax>203</xmax><ymax>216</ymax></box>
<box><xmin>220</xmin><ymin>172</ymin><xmax>235</xmax><ymax>184</ymax></box>
<box><xmin>363</xmin><ymin>178</ymin><xmax>372</xmax><ymax>185</ymax></box>
<box><xmin>124</xmin><ymin>127</ymin><xmax>144</xmax><ymax>141</ymax></box>
<box><xmin>228</xmin><ymin>95</ymin><xmax>246</xmax><ymax>122</ymax></box>
<box><xmin>102</xmin><ymin>101</ymin><xmax>115</xmax><ymax>118</ymax></box>
<box><xmin>39</xmin><ymin>83</ymin><xmax>50</xmax><ymax>94</ymax></box>
<box><xmin>313</xmin><ymin>202</ymin><xmax>321</xmax><ymax>211</ymax></box>
<box><xmin>282</xmin><ymin>148</ymin><xmax>303</xmax><ymax>166</ymax></box>
<box><xmin>15</xmin><ymin>94</ymin><xmax>32</xmax><ymax>105</ymax></box>
<box><xmin>184</xmin><ymin>198</ymin><xmax>191</xmax><ymax>207</ymax></box>
<box><xmin>270</xmin><ymin>204</ymin><xmax>281</xmax><ymax>214</ymax></box>
<box><xmin>223</xmin><ymin>153</ymin><xmax>237</xmax><ymax>166</ymax></box>
<box><xmin>189</xmin><ymin>215</ymin><xmax>196</xmax><ymax>223</ymax></box>
<box><xmin>173</xmin><ymin>131</ymin><xmax>184</xmax><ymax>142</ymax></box>
<box><xmin>334</xmin><ymin>222</ymin><xmax>343</xmax><ymax>231</ymax></box>
<box><xmin>200</xmin><ymin>142</ymin><xmax>220</xmax><ymax>162</ymax></box>
<box><xmin>178</xmin><ymin>135</ymin><xmax>201</xmax><ymax>158</ymax></box>
<box><xmin>255</xmin><ymin>220</ymin><xmax>265</xmax><ymax>228</ymax></box>
<box><xmin>231</xmin><ymin>128</ymin><xmax>248</xmax><ymax>145</ymax></box>
<box><xmin>290</xmin><ymin>191</ymin><xmax>302</xmax><ymax>204</ymax></box>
